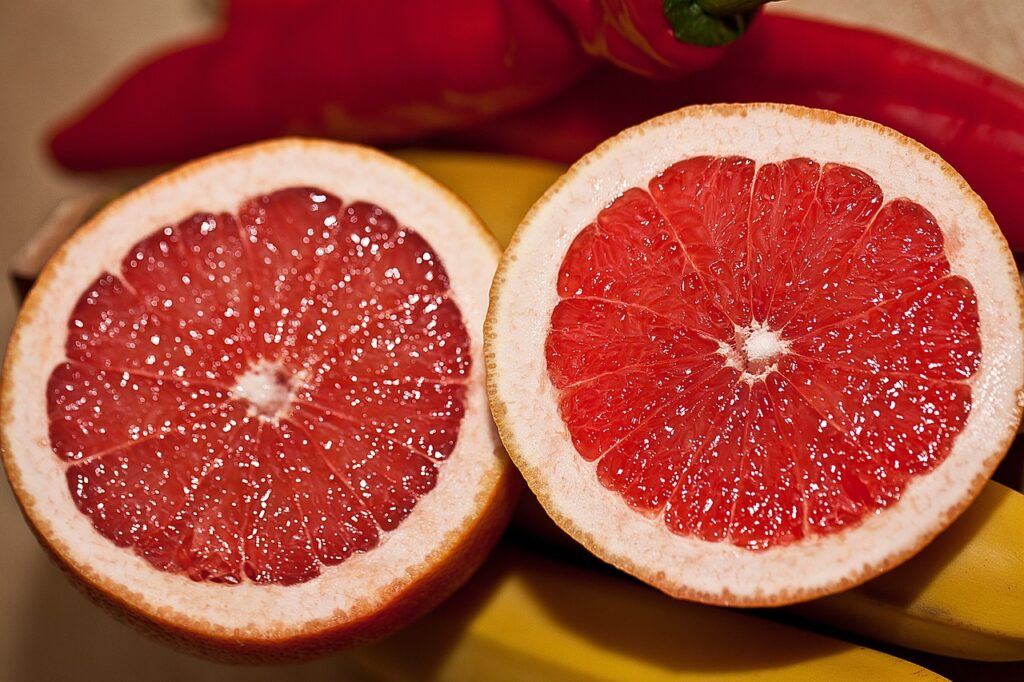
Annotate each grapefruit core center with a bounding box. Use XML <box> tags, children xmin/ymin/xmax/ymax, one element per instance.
<box><xmin>232</xmin><ymin>361</ymin><xmax>305</xmax><ymax>420</ymax></box>
<box><xmin>721</xmin><ymin>323</ymin><xmax>789</xmax><ymax>379</ymax></box>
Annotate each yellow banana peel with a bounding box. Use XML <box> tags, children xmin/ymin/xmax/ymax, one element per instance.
<box><xmin>793</xmin><ymin>481</ymin><xmax>1024</xmax><ymax>661</ymax></box>
<box><xmin>352</xmin><ymin>549</ymin><xmax>943</xmax><ymax>682</ymax></box>
<box><xmin>397</xmin><ymin>149</ymin><xmax>565</xmax><ymax>245</ymax></box>
<box><xmin>400</xmin><ymin>149</ymin><xmax>1024</xmax><ymax>663</ymax></box>
<box><xmin>511</xmin><ymin>482</ymin><xmax>1024</xmax><ymax>662</ymax></box>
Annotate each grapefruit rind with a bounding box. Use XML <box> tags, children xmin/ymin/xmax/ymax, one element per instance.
<box><xmin>486</xmin><ymin>104</ymin><xmax>1024</xmax><ymax>606</ymax></box>
<box><xmin>1</xmin><ymin>139</ymin><xmax>514</xmax><ymax>653</ymax></box>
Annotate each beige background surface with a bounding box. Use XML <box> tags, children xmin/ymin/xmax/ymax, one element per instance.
<box><xmin>0</xmin><ymin>1</ymin><xmax>1021</xmax><ymax>680</ymax></box>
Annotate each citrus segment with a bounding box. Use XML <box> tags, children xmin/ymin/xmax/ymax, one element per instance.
<box><xmin>46</xmin><ymin>185</ymin><xmax>469</xmax><ymax>585</ymax></box>
<box><xmin>749</xmin><ymin>161</ymin><xmax>883</xmax><ymax>328</ymax></box>
<box><xmin>648</xmin><ymin>155</ymin><xmax>756</xmax><ymax>324</ymax></box>
<box><xmin>554</xmin><ymin>187</ymin><xmax>731</xmax><ymax>338</ymax></box>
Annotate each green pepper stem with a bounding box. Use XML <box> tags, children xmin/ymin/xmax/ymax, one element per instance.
<box><xmin>664</xmin><ymin>0</ymin><xmax>778</xmax><ymax>47</ymax></box>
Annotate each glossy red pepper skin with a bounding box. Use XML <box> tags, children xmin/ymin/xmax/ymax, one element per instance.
<box><xmin>49</xmin><ymin>0</ymin><xmax>591</xmax><ymax>171</ymax></box>
<box><xmin>48</xmin><ymin>8</ymin><xmax>1023</xmax><ymax>254</ymax></box>
<box><xmin>549</xmin><ymin>0</ymin><xmax>737</xmax><ymax>77</ymax></box>
<box><xmin>443</xmin><ymin>14</ymin><xmax>1024</xmax><ymax>254</ymax></box>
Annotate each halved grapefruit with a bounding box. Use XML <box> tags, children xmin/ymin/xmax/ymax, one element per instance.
<box><xmin>487</xmin><ymin>104</ymin><xmax>1024</xmax><ymax>606</ymax></box>
<box><xmin>1</xmin><ymin>139</ymin><xmax>515</xmax><ymax>658</ymax></box>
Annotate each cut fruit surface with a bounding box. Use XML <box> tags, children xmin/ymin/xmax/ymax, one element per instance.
<box><xmin>487</xmin><ymin>104</ymin><xmax>1024</xmax><ymax>605</ymax></box>
<box><xmin>547</xmin><ymin>157</ymin><xmax>978</xmax><ymax>550</ymax></box>
<box><xmin>2</xmin><ymin>139</ymin><xmax>514</xmax><ymax>658</ymax></box>
<box><xmin>54</xmin><ymin>187</ymin><xmax>471</xmax><ymax>585</ymax></box>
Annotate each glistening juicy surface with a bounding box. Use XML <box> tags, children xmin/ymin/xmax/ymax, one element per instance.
<box><xmin>546</xmin><ymin>156</ymin><xmax>980</xmax><ymax>550</ymax></box>
<box><xmin>48</xmin><ymin>187</ymin><xmax>470</xmax><ymax>584</ymax></box>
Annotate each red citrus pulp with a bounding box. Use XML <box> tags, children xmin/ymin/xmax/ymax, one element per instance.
<box><xmin>546</xmin><ymin>156</ymin><xmax>978</xmax><ymax>549</ymax></box>
<box><xmin>54</xmin><ymin>188</ymin><xmax>469</xmax><ymax>585</ymax></box>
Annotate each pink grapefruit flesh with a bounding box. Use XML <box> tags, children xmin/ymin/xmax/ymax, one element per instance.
<box><xmin>51</xmin><ymin>187</ymin><xmax>468</xmax><ymax>585</ymax></box>
<box><xmin>546</xmin><ymin>156</ymin><xmax>979</xmax><ymax>550</ymax></box>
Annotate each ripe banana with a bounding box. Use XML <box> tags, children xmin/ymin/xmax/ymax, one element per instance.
<box><xmin>510</xmin><ymin>482</ymin><xmax>1024</xmax><ymax>662</ymax></box>
<box><xmin>351</xmin><ymin>549</ymin><xmax>943</xmax><ymax>682</ymax></box>
<box><xmin>401</xmin><ymin>149</ymin><xmax>1024</xmax><ymax>662</ymax></box>
<box><xmin>793</xmin><ymin>481</ymin><xmax>1024</xmax><ymax>661</ymax></box>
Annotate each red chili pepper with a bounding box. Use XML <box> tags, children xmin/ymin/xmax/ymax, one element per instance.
<box><xmin>47</xmin><ymin>6</ymin><xmax>1024</xmax><ymax>255</ymax></box>
<box><xmin>443</xmin><ymin>14</ymin><xmax>1024</xmax><ymax>255</ymax></box>
<box><xmin>48</xmin><ymin>0</ymin><xmax>592</xmax><ymax>170</ymax></box>
<box><xmin>48</xmin><ymin>1</ymin><xmax>765</xmax><ymax>171</ymax></box>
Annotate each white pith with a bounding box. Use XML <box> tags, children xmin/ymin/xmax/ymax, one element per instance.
<box><xmin>3</xmin><ymin>140</ymin><xmax>505</xmax><ymax>636</ymax></box>
<box><xmin>487</xmin><ymin>104</ymin><xmax>1024</xmax><ymax>604</ymax></box>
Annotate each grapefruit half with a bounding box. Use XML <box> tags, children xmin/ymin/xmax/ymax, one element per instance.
<box><xmin>486</xmin><ymin>104</ymin><xmax>1024</xmax><ymax>606</ymax></box>
<box><xmin>1</xmin><ymin>139</ymin><xmax>515</xmax><ymax>658</ymax></box>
